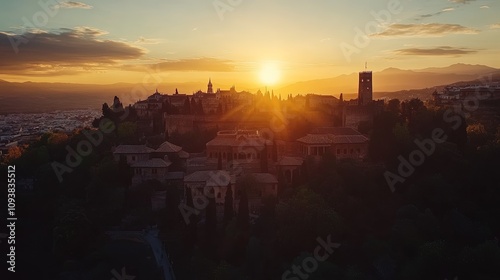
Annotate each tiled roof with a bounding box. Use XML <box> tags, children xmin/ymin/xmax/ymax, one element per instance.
<box><xmin>277</xmin><ymin>156</ymin><xmax>304</xmax><ymax>166</ymax></box>
<box><xmin>156</xmin><ymin>141</ymin><xmax>182</xmax><ymax>153</ymax></box>
<box><xmin>297</xmin><ymin>134</ymin><xmax>368</xmax><ymax>145</ymax></box>
<box><xmin>184</xmin><ymin>170</ymin><xmax>233</xmax><ymax>187</ymax></box>
<box><xmin>251</xmin><ymin>173</ymin><xmax>278</xmax><ymax>184</ymax></box>
<box><xmin>132</xmin><ymin>158</ymin><xmax>171</xmax><ymax>168</ymax></box>
<box><xmin>114</xmin><ymin>145</ymin><xmax>155</xmax><ymax>154</ymax></box>
<box><xmin>311</xmin><ymin>127</ymin><xmax>362</xmax><ymax>136</ymax></box>
<box><xmin>207</xmin><ymin>134</ymin><xmax>271</xmax><ymax>147</ymax></box>
<box><xmin>178</xmin><ymin>150</ymin><xmax>190</xmax><ymax>159</ymax></box>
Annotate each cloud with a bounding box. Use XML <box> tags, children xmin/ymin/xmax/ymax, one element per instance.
<box><xmin>123</xmin><ymin>58</ymin><xmax>236</xmax><ymax>72</ymax></box>
<box><xmin>372</xmin><ymin>23</ymin><xmax>479</xmax><ymax>37</ymax></box>
<box><xmin>490</xmin><ymin>24</ymin><xmax>500</xmax><ymax>29</ymax></box>
<box><xmin>0</xmin><ymin>27</ymin><xmax>145</xmax><ymax>76</ymax></box>
<box><xmin>393</xmin><ymin>46</ymin><xmax>477</xmax><ymax>56</ymax></box>
<box><xmin>56</xmin><ymin>1</ymin><xmax>93</xmax><ymax>9</ymax></box>
<box><xmin>448</xmin><ymin>0</ymin><xmax>476</xmax><ymax>3</ymax></box>
<box><xmin>480</xmin><ymin>6</ymin><xmax>490</xmax><ymax>9</ymax></box>
<box><xmin>135</xmin><ymin>36</ymin><xmax>160</xmax><ymax>44</ymax></box>
<box><xmin>415</xmin><ymin>7</ymin><xmax>454</xmax><ymax>20</ymax></box>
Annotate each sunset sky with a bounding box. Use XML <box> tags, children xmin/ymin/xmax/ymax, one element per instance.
<box><xmin>0</xmin><ymin>0</ymin><xmax>499</xmax><ymax>91</ymax></box>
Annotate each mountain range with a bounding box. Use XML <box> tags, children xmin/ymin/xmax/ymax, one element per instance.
<box><xmin>1</xmin><ymin>64</ymin><xmax>499</xmax><ymax>113</ymax></box>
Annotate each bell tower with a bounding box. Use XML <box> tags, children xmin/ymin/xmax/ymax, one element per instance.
<box><xmin>358</xmin><ymin>66</ymin><xmax>372</xmax><ymax>106</ymax></box>
<box><xmin>207</xmin><ymin>78</ymin><xmax>213</xmax><ymax>94</ymax></box>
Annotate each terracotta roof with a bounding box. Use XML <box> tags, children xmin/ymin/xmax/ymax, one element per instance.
<box><xmin>297</xmin><ymin>134</ymin><xmax>368</xmax><ymax>145</ymax></box>
<box><xmin>311</xmin><ymin>127</ymin><xmax>362</xmax><ymax>136</ymax></box>
<box><xmin>156</xmin><ymin>141</ymin><xmax>182</xmax><ymax>153</ymax></box>
<box><xmin>184</xmin><ymin>170</ymin><xmax>234</xmax><ymax>187</ymax></box>
<box><xmin>178</xmin><ymin>150</ymin><xmax>190</xmax><ymax>159</ymax></box>
<box><xmin>131</xmin><ymin>158</ymin><xmax>171</xmax><ymax>168</ymax></box>
<box><xmin>114</xmin><ymin>145</ymin><xmax>155</xmax><ymax>154</ymax></box>
<box><xmin>206</xmin><ymin>134</ymin><xmax>271</xmax><ymax>147</ymax></box>
<box><xmin>251</xmin><ymin>173</ymin><xmax>278</xmax><ymax>184</ymax></box>
<box><xmin>277</xmin><ymin>156</ymin><xmax>304</xmax><ymax>166</ymax></box>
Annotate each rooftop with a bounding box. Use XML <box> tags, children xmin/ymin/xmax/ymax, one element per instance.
<box><xmin>297</xmin><ymin>133</ymin><xmax>369</xmax><ymax>145</ymax></box>
<box><xmin>156</xmin><ymin>141</ymin><xmax>182</xmax><ymax>153</ymax></box>
<box><xmin>131</xmin><ymin>158</ymin><xmax>171</xmax><ymax>168</ymax></box>
<box><xmin>114</xmin><ymin>145</ymin><xmax>155</xmax><ymax>154</ymax></box>
<box><xmin>277</xmin><ymin>156</ymin><xmax>304</xmax><ymax>166</ymax></box>
<box><xmin>184</xmin><ymin>170</ymin><xmax>233</xmax><ymax>186</ymax></box>
<box><xmin>251</xmin><ymin>173</ymin><xmax>278</xmax><ymax>184</ymax></box>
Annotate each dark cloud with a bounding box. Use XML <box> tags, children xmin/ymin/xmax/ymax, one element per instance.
<box><xmin>0</xmin><ymin>27</ymin><xmax>145</xmax><ymax>75</ymax></box>
<box><xmin>123</xmin><ymin>58</ymin><xmax>237</xmax><ymax>72</ymax></box>
<box><xmin>393</xmin><ymin>46</ymin><xmax>478</xmax><ymax>56</ymax></box>
<box><xmin>372</xmin><ymin>23</ymin><xmax>479</xmax><ymax>37</ymax></box>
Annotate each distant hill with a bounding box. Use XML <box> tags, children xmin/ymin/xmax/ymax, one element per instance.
<box><xmin>1</xmin><ymin>64</ymin><xmax>499</xmax><ymax>113</ymax></box>
<box><xmin>278</xmin><ymin>63</ymin><xmax>500</xmax><ymax>95</ymax></box>
<box><xmin>0</xmin><ymin>81</ymin><xmax>209</xmax><ymax>114</ymax></box>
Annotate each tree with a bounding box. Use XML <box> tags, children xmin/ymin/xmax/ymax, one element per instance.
<box><xmin>197</xmin><ymin>100</ymin><xmax>204</xmax><ymax>115</ymax></box>
<box><xmin>185</xmin><ymin>188</ymin><xmax>197</xmax><ymax>245</ymax></box>
<box><xmin>191</xmin><ymin>98</ymin><xmax>198</xmax><ymax>115</ymax></box>
<box><xmin>237</xmin><ymin>190</ymin><xmax>249</xmax><ymax>230</ymax></box>
<box><xmin>206</xmin><ymin>195</ymin><xmax>217</xmax><ymax>240</ymax></box>
<box><xmin>387</xmin><ymin>99</ymin><xmax>401</xmax><ymax>115</ymax></box>
<box><xmin>223</xmin><ymin>186</ymin><xmax>234</xmax><ymax>224</ymax></box>
<box><xmin>183</xmin><ymin>97</ymin><xmax>191</xmax><ymax>114</ymax></box>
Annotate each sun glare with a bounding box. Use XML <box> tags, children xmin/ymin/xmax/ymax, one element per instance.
<box><xmin>259</xmin><ymin>62</ymin><xmax>281</xmax><ymax>86</ymax></box>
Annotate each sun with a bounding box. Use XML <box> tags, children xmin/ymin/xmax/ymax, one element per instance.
<box><xmin>259</xmin><ymin>62</ymin><xmax>281</xmax><ymax>86</ymax></box>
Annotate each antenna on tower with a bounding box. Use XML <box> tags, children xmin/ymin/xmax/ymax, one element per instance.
<box><xmin>365</xmin><ymin>62</ymin><xmax>367</xmax><ymax>70</ymax></box>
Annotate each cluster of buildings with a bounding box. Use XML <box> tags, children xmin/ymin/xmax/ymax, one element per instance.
<box><xmin>432</xmin><ymin>84</ymin><xmax>500</xmax><ymax>106</ymax></box>
<box><xmin>112</xmin><ymin>70</ymin><xmax>380</xmax><ymax>219</ymax></box>
<box><xmin>0</xmin><ymin>109</ymin><xmax>100</xmax><ymax>155</ymax></box>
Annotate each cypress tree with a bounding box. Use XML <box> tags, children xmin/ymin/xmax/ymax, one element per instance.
<box><xmin>223</xmin><ymin>186</ymin><xmax>234</xmax><ymax>224</ymax></box>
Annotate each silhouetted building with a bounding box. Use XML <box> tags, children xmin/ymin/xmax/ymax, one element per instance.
<box><xmin>297</xmin><ymin>127</ymin><xmax>369</xmax><ymax>161</ymax></box>
<box><xmin>358</xmin><ymin>71</ymin><xmax>373</xmax><ymax>105</ymax></box>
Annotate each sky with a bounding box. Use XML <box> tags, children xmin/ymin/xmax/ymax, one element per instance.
<box><xmin>0</xmin><ymin>0</ymin><xmax>499</xmax><ymax>91</ymax></box>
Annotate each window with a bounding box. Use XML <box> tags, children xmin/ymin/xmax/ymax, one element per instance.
<box><xmin>357</xmin><ymin>148</ymin><xmax>361</xmax><ymax>153</ymax></box>
<box><xmin>223</xmin><ymin>152</ymin><xmax>226</xmax><ymax>159</ymax></box>
<box><xmin>132</xmin><ymin>156</ymin><xmax>136</xmax><ymax>161</ymax></box>
<box><xmin>337</xmin><ymin>149</ymin><xmax>340</xmax><ymax>155</ymax></box>
<box><xmin>344</xmin><ymin>149</ymin><xmax>347</xmax><ymax>154</ymax></box>
<box><xmin>350</xmin><ymin>149</ymin><xmax>353</xmax><ymax>154</ymax></box>
<box><xmin>217</xmin><ymin>192</ymin><xmax>221</xmax><ymax>198</ymax></box>
<box><xmin>152</xmin><ymin>168</ymin><xmax>158</xmax><ymax>174</ymax></box>
<box><xmin>209</xmin><ymin>152</ymin><xmax>212</xmax><ymax>158</ymax></box>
